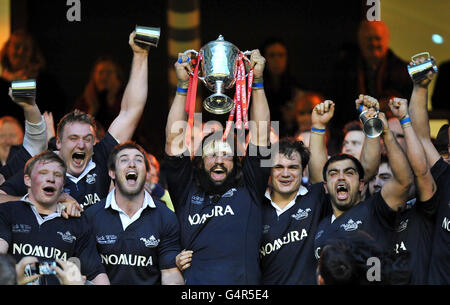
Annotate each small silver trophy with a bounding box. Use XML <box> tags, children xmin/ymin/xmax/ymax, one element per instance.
<box><xmin>407</xmin><ymin>52</ymin><xmax>438</xmax><ymax>83</ymax></box>
<box><xmin>11</xmin><ymin>79</ymin><xmax>36</xmax><ymax>103</ymax></box>
<box><xmin>359</xmin><ymin>109</ymin><xmax>384</xmax><ymax>138</ymax></box>
<box><xmin>134</xmin><ymin>25</ymin><xmax>160</xmax><ymax>48</ymax></box>
<box><xmin>183</xmin><ymin>35</ymin><xmax>251</xmax><ymax>114</ymax></box>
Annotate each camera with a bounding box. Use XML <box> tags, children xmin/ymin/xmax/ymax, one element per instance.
<box><xmin>25</xmin><ymin>261</ymin><xmax>57</xmax><ymax>276</ymax></box>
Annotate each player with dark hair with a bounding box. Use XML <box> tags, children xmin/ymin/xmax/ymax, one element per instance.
<box><xmin>166</xmin><ymin>49</ymin><xmax>271</xmax><ymax>285</ymax></box>
<box><xmin>84</xmin><ymin>142</ymin><xmax>183</xmax><ymax>285</ymax></box>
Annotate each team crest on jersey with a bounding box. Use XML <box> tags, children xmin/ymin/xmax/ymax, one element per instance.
<box><xmin>191</xmin><ymin>195</ymin><xmax>204</xmax><ymax>205</ymax></box>
<box><xmin>12</xmin><ymin>224</ymin><xmax>32</xmax><ymax>233</ymax></box>
<box><xmin>291</xmin><ymin>208</ymin><xmax>311</xmax><ymax>221</ymax></box>
<box><xmin>222</xmin><ymin>188</ymin><xmax>237</xmax><ymax>198</ymax></box>
<box><xmin>86</xmin><ymin>173</ymin><xmax>97</xmax><ymax>184</ymax></box>
<box><xmin>140</xmin><ymin>235</ymin><xmax>160</xmax><ymax>248</ymax></box>
<box><xmin>340</xmin><ymin>219</ymin><xmax>362</xmax><ymax>231</ymax></box>
<box><xmin>263</xmin><ymin>225</ymin><xmax>271</xmax><ymax>234</ymax></box>
<box><xmin>63</xmin><ymin>188</ymin><xmax>71</xmax><ymax>195</ymax></box>
<box><xmin>96</xmin><ymin>235</ymin><xmax>117</xmax><ymax>245</ymax></box>
<box><xmin>396</xmin><ymin>219</ymin><xmax>409</xmax><ymax>232</ymax></box>
<box><xmin>57</xmin><ymin>231</ymin><xmax>77</xmax><ymax>243</ymax></box>
<box><xmin>315</xmin><ymin>230</ymin><xmax>324</xmax><ymax>240</ymax></box>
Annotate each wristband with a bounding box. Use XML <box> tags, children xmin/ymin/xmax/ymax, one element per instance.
<box><xmin>400</xmin><ymin>116</ymin><xmax>412</xmax><ymax>128</ymax></box>
<box><xmin>358</xmin><ymin>105</ymin><xmax>364</xmax><ymax>113</ymax></box>
<box><xmin>311</xmin><ymin>127</ymin><xmax>326</xmax><ymax>134</ymax></box>
<box><xmin>253</xmin><ymin>77</ymin><xmax>263</xmax><ymax>83</ymax></box>
<box><xmin>177</xmin><ymin>80</ymin><xmax>189</xmax><ymax>89</ymax></box>
<box><xmin>176</xmin><ymin>87</ymin><xmax>188</xmax><ymax>95</ymax></box>
<box><xmin>252</xmin><ymin>82</ymin><xmax>264</xmax><ymax>90</ymax></box>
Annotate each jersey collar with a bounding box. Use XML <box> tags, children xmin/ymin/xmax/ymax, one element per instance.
<box><xmin>265</xmin><ymin>185</ymin><xmax>309</xmax><ymax>217</ymax></box>
<box><xmin>66</xmin><ymin>159</ymin><xmax>96</xmax><ymax>184</ymax></box>
<box><xmin>21</xmin><ymin>194</ymin><xmax>65</xmax><ymax>226</ymax></box>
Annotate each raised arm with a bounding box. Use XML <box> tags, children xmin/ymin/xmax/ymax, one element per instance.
<box><xmin>107</xmin><ymin>31</ymin><xmax>149</xmax><ymax>144</ymax></box>
<box><xmin>165</xmin><ymin>53</ymin><xmax>192</xmax><ymax>156</ymax></box>
<box><xmin>356</xmin><ymin>95</ymin><xmax>381</xmax><ymax>182</ymax></box>
<box><xmin>389</xmin><ymin>97</ymin><xmax>436</xmax><ymax>202</ymax></box>
<box><xmin>248</xmin><ymin>49</ymin><xmax>270</xmax><ymax>147</ymax></box>
<box><xmin>308</xmin><ymin>100</ymin><xmax>335</xmax><ymax>184</ymax></box>
<box><xmin>408</xmin><ymin>56</ymin><xmax>440</xmax><ymax>166</ymax></box>
<box><xmin>379</xmin><ymin>113</ymin><xmax>414</xmax><ymax>211</ymax></box>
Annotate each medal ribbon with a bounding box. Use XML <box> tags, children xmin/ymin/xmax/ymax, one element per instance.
<box><xmin>185</xmin><ymin>53</ymin><xmax>202</xmax><ymax>147</ymax></box>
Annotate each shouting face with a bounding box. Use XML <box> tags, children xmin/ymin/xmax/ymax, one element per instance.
<box><xmin>202</xmin><ymin>140</ymin><xmax>234</xmax><ymax>185</ymax></box>
<box><xmin>25</xmin><ymin>160</ymin><xmax>65</xmax><ymax>208</ymax></box>
<box><xmin>110</xmin><ymin>148</ymin><xmax>147</xmax><ymax>197</ymax></box>
<box><xmin>324</xmin><ymin>159</ymin><xmax>364</xmax><ymax>213</ymax></box>
<box><xmin>56</xmin><ymin>122</ymin><xmax>95</xmax><ymax>177</ymax></box>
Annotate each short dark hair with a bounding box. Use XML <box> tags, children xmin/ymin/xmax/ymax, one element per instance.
<box><xmin>343</xmin><ymin>120</ymin><xmax>363</xmax><ymax>134</ymax></box>
<box><xmin>107</xmin><ymin>141</ymin><xmax>149</xmax><ymax>172</ymax></box>
<box><xmin>24</xmin><ymin>150</ymin><xmax>67</xmax><ymax>178</ymax></box>
<box><xmin>277</xmin><ymin>138</ymin><xmax>310</xmax><ymax>170</ymax></box>
<box><xmin>322</xmin><ymin>154</ymin><xmax>365</xmax><ymax>181</ymax></box>
<box><xmin>57</xmin><ymin>110</ymin><xmax>97</xmax><ymax>140</ymax></box>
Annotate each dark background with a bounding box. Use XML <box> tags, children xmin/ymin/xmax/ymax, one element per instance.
<box><xmin>10</xmin><ymin>0</ymin><xmax>366</xmax><ymax>158</ymax></box>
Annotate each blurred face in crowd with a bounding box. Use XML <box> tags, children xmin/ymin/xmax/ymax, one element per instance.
<box><xmin>24</xmin><ymin>160</ymin><xmax>65</xmax><ymax>209</ymax></box>
<box><xmin>368</xmin><ymin>162</ymin><xmax>392</xmax><ymax>195</ymax></box>
<box><xmin>202</xmin><ymin>140</ymin><xmax>234</xmax><ymax>186</ymax></box>
<box><xmin>6</xmin><ymin>34</ymin><xmax>33</xmax><ymax>71</ymax></box>
<box><xmin>146</xmin><ymin>154</ymin><xmax>160</xmax><ymax>186</ymax></box>
<box><xmin>110</xmin><ymin>148</ymin><xmax>147</xmax><ymax>197</ymax></box>
<box><xmin>271</xmin><ymin>152</ymin><xmax>303</xmax><ymax>197</ymax></box>
<box><xmin>358</xmin><ymin>21</ymin><xmax>389</xmax><ymax>65</ymax></box>
<box><xmin>56</xmin><ymin>122</ymin><xmax>95</xmax><ymax>177</ymax></box>
<box><xmin>295</xmin><ymin>94</ymin><xmax>322</xmax><ymax>132</ymax></box>
<box><xmin>342</xmin><ymin>130</ymin><xmax>365</xmax><ymax>160</ymax></box>
<box><xmin>93</xmin><ymin>60</ymin><xmax>119</xmax><ymax>92</ymax></box>
<box><xmin>0</xmin><ymin>118</ymin><xmax>24</xmax><ymax>164</ymax></box>
<box><xmin>324</xmin><ymin>159</ymin><xmax>364</xmax><ymax>213</ymax></box>
<box><xmin>265</xmin><ymin>42</ymin><xmax>288</xmax><ymax>76</ymax></box>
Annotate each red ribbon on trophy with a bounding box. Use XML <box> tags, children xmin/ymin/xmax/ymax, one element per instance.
<box><xmin>222</xmin><ymin>52</ymin><xmax>254</xmax><ymax>141</ymax></box>
<box><xmin>185</xmin><ymin>53</ymin><xmax>202</xmax><ymax>147</ymax></box>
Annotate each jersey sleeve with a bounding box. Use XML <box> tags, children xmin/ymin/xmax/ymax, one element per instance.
<box><xmin>0</xmin><ymin>169</ymin><xmax>27</xmax><ymax>197</ymax></box>
<box><xmin>0</xmin><ymin>204</ymin><xmax>12</xmax><ymax>246</ymax></box>
<box><xmin>157</xmin><ymin>207</ymin><xmax>181</xmax><ymax>270</ymax></box>
<box><xmin>1</xmin><ymin>145</ymin><xmax>31</xmax><ymax>181</ymax></box>
<box><xmin>163</xmin><ymin>152</ymin><xmax>194</xmax><ymax>211</ymax></box>
<box><xmin>93</xmin><ymin>132</ymin><xmax>119</xmax><ymax>167</ymax></box>
<box><xmin>373</xmin><ymin>192</ymin><xmax>398</xmax><ymax>230</ymax></box>
<box><xmin>242</xmin><ymin>144</ymin><xmax>271</xmax><ymax>204</ymax></box>
<box><xmin>73</xmin><ymin>217</ymin><xmax>106</xmax><ymax>281</ymax></box>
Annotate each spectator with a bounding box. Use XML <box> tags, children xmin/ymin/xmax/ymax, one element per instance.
<box><xmin>0</xmin><ymin>30</ymin><xmax>68</xmax><ymax>124</ymax></box>
<box><xmin>74</xmin><ymin>56</ymin><xmax>124</xmax><ymax>133</ymax></box>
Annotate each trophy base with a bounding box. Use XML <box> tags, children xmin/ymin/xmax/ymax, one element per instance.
<box><xmin>203</xmin><ymin>94</ymin><xmax>234</xmax><ymax>115</ymax></box>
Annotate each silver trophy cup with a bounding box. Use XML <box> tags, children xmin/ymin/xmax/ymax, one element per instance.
<box><xmin>359</xmin><ymin>110</ymin><xmax>384</xmax><ymax>138</ymax></box>
<box><xmin>184</xmin><ymin>35</ymin><xmax>250</xmax><ymax>114</ymax></box>
<box><xmin>134</xmin><ymin>25</ymin><xmax>160</xmax><ymax>48</ymax></box>
<box><xmin>407</xmin><ymin>52</ymin><xmax>438</xmax><ymax>83</ymax></box>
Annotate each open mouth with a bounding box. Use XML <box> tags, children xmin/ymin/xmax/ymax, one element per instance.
<box><xmin>42</xmin><ymin>186</ymin><xmax>56</xmax><ymax>196</ymax></box>
<box><xmin>278</xmin><ymin>179</ymin><xmax>292</xmax><ymax>187</ymax></box>
<box><xmin>125</xmin><ymin>172</ymin><xmax>138</xmax><ymax>185</ymax></box>
<box><xmin>336</xmin><ymin>183</ymin><xmax>349</xmax><ymax>201</ymax></box>
<box><xmin>210</xmin><ymin>166</ymin><xmax>227</xmax><ymax>181</ymax></box>
<box><xmin>72</xmin><ymin>152</ymin><xmax>86</xmax><ymax>167</ymax></box>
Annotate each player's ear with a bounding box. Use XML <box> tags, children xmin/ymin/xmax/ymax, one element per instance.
<box><xmin>359</xmin><ymin>179</ymin><xmax>365</xmax><ymax>192</ymax></box>
<box><xmin>108</xmin><ymin>170</ymin><xmax>115</xmax><ymax>180</ymax></box>
<box><xmin>24</xmin><ymin>175</ymin><xmax>32</xmax><ymax>188</ymax></box>
<box><xmin>323</xmin><ymin>182</ymin><xmax>329</xmax><ymax>194</ymax></box>
<box><xmin>318</xmin><ymin>274</ymin><xmax>325</xmax><ymax>285</ymax></box>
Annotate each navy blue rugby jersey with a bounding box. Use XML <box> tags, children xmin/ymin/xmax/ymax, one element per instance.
<box><xmin>314</xmin><ymin>192</ymin><xmax>398</xmax><ymax>260</ymax></box>
<box><xmin>164</xmin><ymin>145</ymin><xmax>271</xmax><ymax>285</ymax></box>
<box><xmin>393</xmin><ymin>197</ymin><xmax>436</xmax><ymax>285</ymax></box>
<box><xmin>0</xmin><ymin>132</ymin><xmax>118</xmax><ymax>209</ymax></box>
<box><xmin>0</xmin><ymin>200</ymin><xmax>105</xmax><ymax>284</ymax></box>
<box><xmin>428</xmin><ymin>158</ymin><xmax>450</xmax><ymax>285</ymax></box>
<box><xmin>84</xmin><ymin>191</ymin><xmax>181</xmax><ymax>285</ymax></box>
<box><xmin>260</xmin><ymin>183</ymin><xmax>331</xmax><ymax>284</ymax></box>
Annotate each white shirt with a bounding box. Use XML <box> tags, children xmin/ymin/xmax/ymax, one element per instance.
<box><xmin>265</xmin><ymin>185</ymin><xmax>309</xmax><ymax>217</ymax></box>
<box><xmin>104</xmin><ymin>189</ymin><xmax>156</xmax><ymax>230</ymax></box>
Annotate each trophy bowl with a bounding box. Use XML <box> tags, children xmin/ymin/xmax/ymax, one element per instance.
<box><xmin>184</xmin><ymin>35</ymin><xmax>243</xmax><ymax>114</ymax></box>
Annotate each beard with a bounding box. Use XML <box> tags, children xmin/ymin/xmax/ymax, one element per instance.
<box><xmin>195</xmin><ymin>165</ymin><xmax>237</xmax><ymax>200</ymax></box>
<box><xmin>116</xmin><ymin>178</ymin><xmax>145</xmax><ymax>198</ymax></box>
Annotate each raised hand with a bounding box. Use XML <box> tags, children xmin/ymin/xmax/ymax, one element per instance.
<box><xmin>388</xmin><ymin>97</ymin><xmax>409</xmax><ymax>120</ymax></box>
<box><xmin>311</xmin><ymin>99</ymin><xmax>335</xmax><ymax>129</ymax></box>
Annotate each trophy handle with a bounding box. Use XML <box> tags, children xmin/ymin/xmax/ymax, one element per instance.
<box><xmin>181</xmin><ymin>49</ymin><xmax>205</xmax><ymax>83</ymax></box>
<box><xmin>411</xmin><ymin>52</ymin><xmax>430</xmax><ymax>62</ymax></box>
